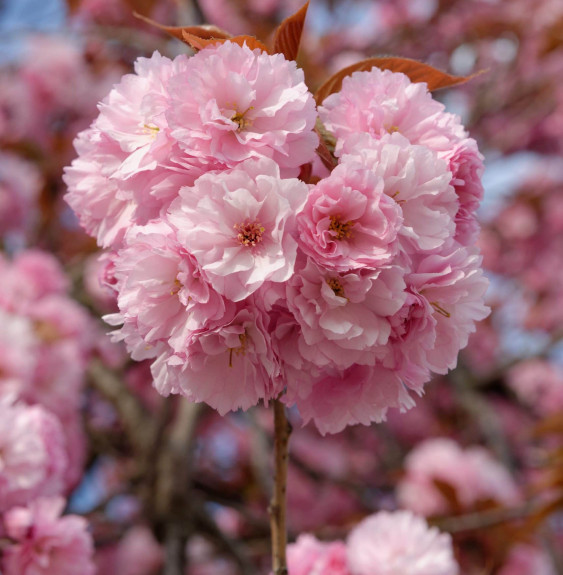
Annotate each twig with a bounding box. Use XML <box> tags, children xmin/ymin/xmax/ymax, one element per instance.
<box><xmin>87</xmin><ymin>358</ymin><xmax>152</xmax><ymax>452</ymax></box>
<box><xmin>269</xmin><ymin>399</ymin><xmax>292</xmax><ymax>575</ymax></box>
<box><xmin>433</xmin><ymin>500</ymin><xmax>538</xmax><ymax>533</ymax></box>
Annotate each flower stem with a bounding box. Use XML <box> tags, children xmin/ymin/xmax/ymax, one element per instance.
<box><xmin>269</xmin><ymin>398</ymin><xmax>292</xmax><ymax>575</ymax></box>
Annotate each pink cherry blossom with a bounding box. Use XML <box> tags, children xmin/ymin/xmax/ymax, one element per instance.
<box><xmin>507</xmin><ymin>359</ymin><xmax>563</xmax><ymax>416</ymax></box>
<box><xmin>286</xmin><ymin>258</ymin><xmax>407</xmax><ymax>369</ymax></box>
<box><xmin>113</xmin><ymin>526</ymin><xmax>164</xmax><ymax>575</ymax></box>
<box><xmin>151</xmin><ymin>301</ymin><xmax>281</xmax><ymax>415</ymax></box>
<box><xmin>340</xmin><ymin>132</ymin><xmax>458</xmax><ymax>253</ymax></box>
<box><xmin>96</xmin><ymin>51</ymin><xmax>190</xmax><ymax>175</ymax></box>
<box><xmin>347</xmin><ymin>510</ymin><xmax>459</xmax><ymax>575</ymax></box>
<box><xmin>443</xmin><ymin>137</ymin><xmax>485</xmax><ymax>244</ymax></box>
<box><xmin>0</xmin><ymin>398</ymin><xmax>68</xmax><ymax>512</ymax></box>
<box><xmin>0</xmin><ymin>250</ymin><xmax>69</xmax><ymax>311</ymax></box>
<box><xmin>0</xmin><ymin>152</ymin><xmax>42</xmax><ymax>240</ymax></box>
<box><xmin>166</xmin><ymin>41</ymin><xmax>318</xmax><ymax>176</ymax></box>
<box><xmin>64</xmin><ymin>126</ymin><xmax>135</xmax><ymax>248</ymax></box>
<box><xmin>285</xmin><ymin>364</ymin><xmax>416</xmax><ymax>435</ymax></box>
<box><xmin>397</xmin><ymin>438</ymin><xmax>520</xmax><ymax>516</ymax></box>
<box><xmin>287</xmin><ymin>535</ymin><xmax>350</xmax><ymax>575</ymax></box>
<box><xmin>1</xmin><ymin>497</ymin><xmax>95</xmax><ymax>575</ymax></box>
<box><xmin>318</xmin><ymin>66</ymin><xmax>466</xmax><ymax>155</ymax></box>
<box><xmin>298</xmin><ymin>158</ymin><xmax>402</xmax><ymax>271</ymax></box>
<box><xmin>169</xmin><ymin>157</ymin><xmax>308</xmax><ymax>302</ymax></box>
<box><xmin>106</xmin><ymin>220</ymin><xmax>230</xmax><ymax>360</ymax></box>
<box><xmin>403</xmin><ymin>245</ymin><xmax>490</xmax><ymax>376</ymax></box>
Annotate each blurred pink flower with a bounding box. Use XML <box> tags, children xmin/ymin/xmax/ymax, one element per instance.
<box><xmin>507</xmin><ymin>359</ymin><xmax>563</xmax><ymax>416</ymax></box>
<box><xmin>2</xmin><ymin>497</ymin><xmax>95</xmax><ymax>575</ymax></box>
<box><xmin>397</xmin><ymin>437</ymin><xmax>520</xmax><ymax>516</ymax></box>
<box><xmin>0</xmin><ymin>152</ymin><xmax>42</xmax><ymax>240</ymax></box>
<box><xmin>114</xmin><ymin>526</ymin><xmax>164</xmax><ymax>575</ymax></box>
<box><xmin>347</xmin><ymin>510</ymin><xmax>459</xmax><ymax>575</ymax></box>
<box><xmin>288</xmin><ymin>535</ymin><xmax>350</xmax><ymax>575</ymax></box>
<box><xmin>0</xmin><ymin>399</ymin><xmax>68</xmax><ymax>512</ymax></box>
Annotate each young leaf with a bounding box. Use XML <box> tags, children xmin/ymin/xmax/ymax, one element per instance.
<box><xmin>182</xmin><ymin>32</ymin><xmax>270</xmax><ymax>53</ymax></box>
<box><xmin>315</xmin><ymin>57</ymin><xmax>477</xmax><ymax>104</ymax></box>
<box><xmin>133</xmin><ymin>11</ymin><xmax>232</xmax><ymax>43</ymax></box>
<box><xmin>273</xmin><ymin>1</ymin><xmax>309</xmax><ymax>61</ymax></box>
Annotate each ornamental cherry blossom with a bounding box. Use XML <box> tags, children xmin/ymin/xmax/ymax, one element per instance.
<box><xmin>65</xmin><ymin>41</ymin><xmax>489</xmax><ymax>434</ymax></box>
<box><xmin>169</xmin><ymin>157</ymin><xmax>308</xmax><ymax>302</ymax></box>
<box><xmin>346</xmin><ymin>510</ymin><xmax>459</xmax><ymax>575</ymax></box>
<box><xmin>1</xmin><ymin>497</ymin><xmax>95</xmax><ymax>575</ymax></box>
<box><xmin>0</xmin><ymin>398</ymin><xmax>68</xmax><ymax>512</ymax></box>
<box><xmin>166</xmin><ymin>42</ymin><xmax>318</xmax><ymax>175</ymax></box>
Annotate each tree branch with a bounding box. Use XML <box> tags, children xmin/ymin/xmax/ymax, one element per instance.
<box><xmin>269</xmin><ymin>399</ymin><xmax>292</xmax><ymax>575</ymax></box>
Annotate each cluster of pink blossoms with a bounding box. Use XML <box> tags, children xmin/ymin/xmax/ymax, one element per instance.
<box><xmin>65</xmin><ymin>41</ymin><xmax>489</xmax><ymax>433</ymax></box>
<box><xmin>0</xmin><ymin>251</ymin><xmax>96</xmax><ymax>574</ymax></box>
<box><xmin>287</xmin><ymin>510</ymin><xmax>459</xmax><ymax>575</ymax></box>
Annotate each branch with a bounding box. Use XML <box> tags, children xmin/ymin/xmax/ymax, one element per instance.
<box><xmin>269</xmin><ymin>399</ymin><xmax>292</xmax><ymax>575</ymax></box>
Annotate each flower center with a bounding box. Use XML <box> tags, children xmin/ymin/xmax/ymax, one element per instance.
<box><xmin>143</xmin><ymin>123</ymin><xmax>160</xmax><ymax>139</ymax></box>
<box><xmin>170</xmin><ymin>278</ymin><xmax>182</xmax><ymax>296</ymax></box>
<box><xmin>229</xmin><ymin>332</ymin><xmax>248</xmax><ymax>367</ymax></box>
<box><xmin>231</xmin><ymin>106</ymin><xmax>253</xmax><ymax>132</ymax></box>
<box><xmin>329</xmin><ymin>215</ymin><xmax>354</xmax><ymax>240</ymax></box>
<box><xmin>326</xmin><ymin>277</ymin><xmax>346</xmax><ymax>298</ymax></box>
<box><xmin>234</xmin><ymin>221</ymin><xmax>265</xmax><ymax>247</ymax></box>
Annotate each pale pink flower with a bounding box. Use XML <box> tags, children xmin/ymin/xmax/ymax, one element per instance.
<box><xmin>151</xmin><ymin>301</ymin><xmax>280</xmax><ymax>415</ymax></box>
<box><xmin>166</xmin><ymin>42</ymin><xmax>318</xmax><ymax>175</ymax></box>
<box><xmin>169</xmin><ymin>158</ymin><xmax>308</xmax><ymax>301</ymax></box>
<box><xmin>507</xmin><ymin>359</ymin><xmax>563</xmax><ymax>416</ymax></box>
<box><xmin>285</xmin><ymin>364</ymin><xmax>415</xmax><ymax>435</ymax></box>
<box><xmin>319</xmin><ymin>66</ymin><xmax>466</xmax><ymax>155</ymax></box>
<box><xmin>385</xmin><ymin>245</ymin><xmax>490</xmax><ymax>385</ymax></box>
<box><xmin>96</xmin><ymin>51</ymin><xmax>191</xmax><ymax>178</ymax></box>
<box><xmin>0</xmin><ymin>399</ymin><xmax>68</xmax><ymax>512</ymax></box>
<box><xmin>64</xmin><ymin>126</ymin><xmax>135</xmax><ymax>248</ymax></box>
<box><xmin>0</xmin><ymin>152</ymin><xmax>42</xmax><ymax>239</ymax></box>
<box><xmin>298</xmin><ymin>159</ymin><xmax>402</xmax><ymax>271</ymax></box>
<box><xmin>346</xmin><ymin>510</ymin><xmax>459</xmax><ymax>575</ymax></box>
<box><xmin>114</xmin><ymin>526</ymin><xmax>164</xmax><ymax>575</ymax></box>
<box><xmin>22</xmin><ymin>295</ymin><xmax>92</xmax><ymax>418</ymax></box>
<box><xmin>2</xmin><ymin>497</ymin><xmax>95</xmax><ymax>575</ymax></box>
<box><xmin>340</xmin><ymin>132</ymin><xmax>458</xmax><ymax>253</ymax></box>
<box><xmin>397</xmin><ymin>438</ymin><xmax>520</xmax><ymax>516</ymax></box>
<box><xmin>105</xmin><ymin>220</ymin><xmax>230</xmax><ymax>360</ymax></box>
<box><xmin>443</xmin><ymin>138</ymin><xmax>485</xmax><ymax>244</ymax></box>
<box><xmin>287</xmin><ymin>535</ymin><xmax>350</xmax><ymax>575</ymax></box>
<box><xmin>0</xmin><ymin>309</ymin><xmax>37</xmax><ymax>399</ymax></box>
<box><xmin>286</xmin><ymin>258</ymin><xmax>406</xmax><ymax>369</ymax></box>
<box><xmin>0</xmin><ymin>250</ymin><xmax>69</xmax><ymax>311</ymax></box>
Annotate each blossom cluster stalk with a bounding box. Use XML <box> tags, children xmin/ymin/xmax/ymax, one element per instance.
<box><xmin>270</xmin><ymin>399</ymin><xmax>292</xmax><ymax>574</ymax></box>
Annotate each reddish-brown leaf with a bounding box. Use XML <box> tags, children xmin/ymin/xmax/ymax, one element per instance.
<box><xmin>315</xmin><ymin>57</ymin><xmax>478</xmax><ymax>104</ymax></box>
<box><xmin>182</xmin><ymin>31</ymin><xmax>270</xmax><ymax>53</ymax></box>
<box><xmin>133</xmin><ymin>12</ymin><xmax>232</xmax><ymax>43</ymax></box>
<box><xmin>124</xmin><ymin>0</ymin><xmax>158</xmax><ymax>17</ymax></box>
<box><xmin>273</xmin><ymin>1</ymin><xmax>309</xmax><ymax>61</ymax></box>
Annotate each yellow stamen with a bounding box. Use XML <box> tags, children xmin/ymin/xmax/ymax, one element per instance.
<box><xmin>329</xmin><ymin>215</ymin><xmax>354</xmax><ymax>240</ymax></box>
<box><xmin>430</xmin><ymin>301</ymin><xmax>451</xmax><ymax>318</ymax></box>
<box><xmin>326</xmin><ymin>277</ymin><xmax>346</xmax><ymax>299</ymax></box>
